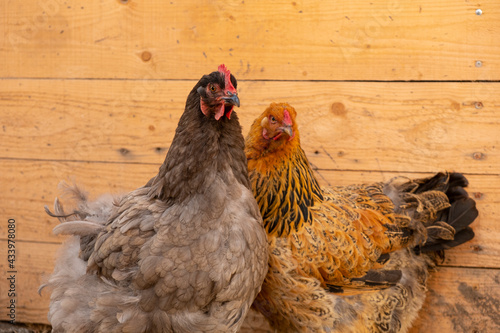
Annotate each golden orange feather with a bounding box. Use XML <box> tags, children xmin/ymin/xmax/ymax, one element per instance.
<box><xmin>243</xmin><ymin>102</ymin><xmax>478</xmax><ymax>332</ymax></box>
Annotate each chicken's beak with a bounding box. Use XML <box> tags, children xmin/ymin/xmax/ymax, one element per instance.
<box><xmin>280</xmin><ymin>125</ymin><xmax>294</xmax><ymax>138</ymax></box>
<box><xmin>221</xmin><ymin>91</ymin><xmax>240</xmax><ymax>107</ymax></box>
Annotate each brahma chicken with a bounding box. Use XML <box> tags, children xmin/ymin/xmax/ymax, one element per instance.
<box><xmin>41</xmin><ymin>65</ymin><xmax>268</xmax><ymax>333</ymax></box>
<box><xmin>242</xmin><ymin>102</ymin><xmax>478</xmax><ymax>332</ymax></box>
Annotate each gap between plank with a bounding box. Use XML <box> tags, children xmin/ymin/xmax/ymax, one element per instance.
<box><xmin>1</xmin><ymin>156</ymin><xmax>498</xmax><ymax>177</ymax></box>
<box><xmin>1</xmin><ymin>77</ymin><xmax>500</xmax><ymax>83</ymax></box>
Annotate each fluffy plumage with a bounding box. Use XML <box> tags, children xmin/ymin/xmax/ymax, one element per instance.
<box><xmin>242</xmin><ymin>102</ymin><xmax>478</xmax><ymax>332</ymax></box>
<box><xmin>41</xmin><ymin>66</ymin><xmax>268</xmax><ymax>333</ymax></box>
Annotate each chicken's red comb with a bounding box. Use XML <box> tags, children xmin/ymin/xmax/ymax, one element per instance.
<box><xmin>283</xmin><ymin>109</ymin><xmax>293</xmax><ymax>126</ymax></box>
<box><xmin>218</xmin><ymin>64</ymin><xmax>235</xmax><ymax>92</ymax></box>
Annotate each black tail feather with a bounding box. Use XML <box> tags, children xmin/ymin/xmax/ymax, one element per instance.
<box><xmin>413</xmin><ymin>172</ymin><xmax>469</xmax><ymax>200</ymax></box>
<box><xmin>416</xmin><ymin>173</ymin><xmax>478</xmax><ymax>253</ymax></box>
<box><xmin>422</xmin><ymin>227</ymin><xmax>475</xmax><ymax>252</ymax></box>
<box><xmin>412</xmin><ymin>172</ymin><xmax>449</xmax><ymax>194</ymax></box>
<box><xmin>441</xmin><ymin>198</ymin><xmax>478</xmax><ymax>232</ymax></box>
<box><xmin>447</xmin><ymin>172</ymin><xmax>469</xmax><ymax>189</ymax></box>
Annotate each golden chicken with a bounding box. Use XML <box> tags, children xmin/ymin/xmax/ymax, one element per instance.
<box><xmin>242</xmin><ymin>102</ymin><xmax>478</xmax><ymax>332</ymax></box>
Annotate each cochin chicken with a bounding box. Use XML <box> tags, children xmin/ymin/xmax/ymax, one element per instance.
<box><xmin>242</xmin><ymin>102</ymin><xmax>478</xmax><ymax>333</ymax></box>
<box><xmin>41</xmin><ymin>65</ymin><xmax>268</xmax><ymax>333</ymax></box>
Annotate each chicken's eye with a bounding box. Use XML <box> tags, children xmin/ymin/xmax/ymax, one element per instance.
<box><xmin>270</xmin><ymin>116</ymin><xmax>277</xmax><ymax>124</ymax></box>
<box><xmin>210</xmin><ymin>85</ymin><xmax>217</xmax><ymax>92</ymax></box>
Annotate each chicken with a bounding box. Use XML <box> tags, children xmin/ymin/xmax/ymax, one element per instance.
<box><xmin>41</xmin><ymin>65</ymin><xmax>268</xmax><ymax>333</ymax></box>
<box><xmin>242</xmin><ymin>102</ymin><xmax>478</xmax><ymax>333</ymax></box>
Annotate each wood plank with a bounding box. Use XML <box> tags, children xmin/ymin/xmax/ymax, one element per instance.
<box><xmin>0</xmin><ymin>160</ymin><xmax>156</xmax><ymax>244</ymax></box>
<box><xmin>1</xmin><ymin>241</ymin><xmax>498</xmax><ymax>330</ymax></box>
<box><xmin>0</xmin><ymin>241</ymin><xmax>54</xmax><ymax>325</ymax></box>
<box><xmin>1</xmin><ymin>1</ymin><xmax>499</xmax><ymax>81</ymax></box>
<box><xmin>1</xmin><ymin>79</ymin><xmax>499</xmax><ymax>174</ymax></box>
<box><xmin>409</xmin><ymin>267</ymin><xmax>500</xmax><ymax>333</ymax></box>
<box><xmin>0</xmin><ymin>160</ymin><xmax>498</xmax><ymax>269</ymax></box>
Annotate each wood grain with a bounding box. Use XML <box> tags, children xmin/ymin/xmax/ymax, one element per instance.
<box><xmin>1</xmin><ymin>80</ymin><xmax>498</xmax><ymax>174</ymax></box>
<box><xmin>0</xmin><ymin>240</ymin><xmax>54</xmax><ymax>325</ymax></box>
<box><xmin>1</xmin><ymin>159</ymin><xmax>497</xmax><ymax>269</ymax></box>
<box><xmin>409</xmin><ymin>267</ymin><xmax>500</xmax><ymax>333</ymax></box>
<box><xmin>1</xmin><ymin>0</ymin><xmax>499</xmax><ymax>81</ymax></box>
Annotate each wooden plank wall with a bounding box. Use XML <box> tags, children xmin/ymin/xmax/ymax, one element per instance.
<box><xmin>1</xmin><ymin>0</ymin><xmax>499</xmax><ymax>331</ymax></box>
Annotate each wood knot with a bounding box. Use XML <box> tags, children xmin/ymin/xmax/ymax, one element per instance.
<box><xmin>472</xmin><ymin>152</ymin><xmax>485</xmax><ymax>160</ymax></box>
<box><xmin>471</xmin><ymin>244</ymin><xmax>482</xmax><ymax>252</ymax></box>
<box><xmin>118</xmin><ymin>148</ymin><xmax>130</xmax><ymax>155</ymax></box>
<box><xmin>473</xmin><ymin>192</ymin><xmax>483</xmax><ymax>199</ymax></box>
<box><xmin>141</xmin><ymin>51</ymin><xmax>152</xmax><ymax>62</ymax></box>
<box><xmin>450</xmin><ymin>101</ymin><xmax>460</xmax><ymax>111</ymax></box>
<box><xmin>331</xmin><ymin>102</ymin><xmax>347</xmax><ymax>117</ymax></box>
<box><xmin>148</xmin><ymin>125</ymin><xmax>155</xmax><ymax>131</ymax></box>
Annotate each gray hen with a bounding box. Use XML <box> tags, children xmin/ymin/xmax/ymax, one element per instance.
<box><xmin>41</xmin><ymin>65</ymin><xmax>268</xmax><ymax>333</ymax></box>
